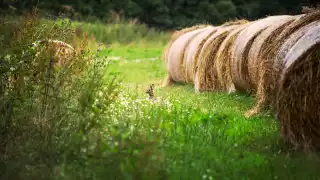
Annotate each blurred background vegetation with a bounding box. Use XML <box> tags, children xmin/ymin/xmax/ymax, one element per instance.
<box><xmin>0</xmin><ymin>0</ymin><xmax>310</xmax><ymax>29</ymax></box>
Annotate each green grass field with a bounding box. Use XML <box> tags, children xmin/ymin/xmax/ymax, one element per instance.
<box><xmin>100</xmin><ymin>43</ymin><xmax>320</xmax><ymax>180</ymax></box>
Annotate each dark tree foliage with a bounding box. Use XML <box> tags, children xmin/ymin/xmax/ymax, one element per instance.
<box><xmin>0</xmin><ymin>0</ymin><xmax>312</xmax><ymax>29</ymax></box>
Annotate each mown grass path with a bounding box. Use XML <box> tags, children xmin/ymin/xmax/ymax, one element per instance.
<box><xmin>100</xmin><ymin>44</ymin><xmax>320</xmax><ymax>180</ymax></box>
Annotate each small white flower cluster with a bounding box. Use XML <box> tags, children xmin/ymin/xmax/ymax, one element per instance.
<box><xmin>95</xmin><ymin>87</ymin><xmax>177</xmax><ymax>148</ymax></box>
<box><xmin>202</xmin><ymin>169</ymin><xmax>213</xmax><ymax>180</ymax></box>
<box><xmin>105</xmin><ymin>87</ymin><xmax>174</xmax><ymax>123</ymax></box>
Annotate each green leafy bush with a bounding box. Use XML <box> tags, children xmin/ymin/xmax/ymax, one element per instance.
<box><xmin>0</xmin><ymin>10</ymin><xmax>165</xmax><ymax>180</ymax></box>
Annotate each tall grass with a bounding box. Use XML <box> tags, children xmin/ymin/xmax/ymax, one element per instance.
<box><xmin>71</xmin><ymin>19</ymin><xmax>170</xmax><ymax>46</ymax></box>
<box><xmin>0</xmin><ymin>10</ymin><xmax>166</xmax><ymax>180</ymax></box>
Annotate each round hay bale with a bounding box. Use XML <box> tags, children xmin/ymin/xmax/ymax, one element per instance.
<box><xmin>259</xmin><ymin>11</ymin><xmax>320</xmax><ymax>96</ymax></box>
<box><xmin>10</xmin><ymin>39</ymin><xmax>76</xmax><ymax>92</ymax></box>
<box><xmin>274</xmin><ymin>20</ymin><xmax>320</xmax><ymax>69</ymax></box>
<box><xmin>244</xmin><ymin>16</ymin><xmax>299</xmax><ymax>118</ymax></box>
<box><xmin>184</xmin><ymin>26</ymin><xmax>218</xmax><ymax>82</ymax></box>
<box><xmin>171</xmin><ymin>24</ymin><xmax>210</xmax><ymax>43</ymax></box>
<box><xmin>247</xmin><ymin>13</ymin><xmax>320</xmax><ymax>117</ymax></box>
<box><xmin>162</xmin><ymin>24</ymin><xmax>210</xmax><ymax>63</ymax></box>
<box><xmin>247</xmin><ymin>16</ymin><xmax>296</xmax><ymax>88</ymax></box>
<box><xmin>276</xmin><ymin>25</ymin><xmax>320</xmax><ymax>151</ymax></box>
<box><xmin>162</xmin><ymin>24</ymin><xmax>210</xmax><ymax>87</ymax></box>
<box><xmin>33</xmin><ymin>39</ymin><xmax>76</xmax><ymax>68</ymax></box>
<box><xmin>194</xmin><ymin>25</ymin><xmax>241</xmax><ymax>92</ymax></box>
<box><xmin>167</xmin><ymin>26</ymin><xmax>211</xmax><ymax>83</ymax></box>
<box><xmin>215</xmin><ymin>23</ymin><xmax>252</xmax><ymax>93</ymax></box>
<box><xmin>230</xmin><ymin>15</ymin><xmax>293</xmax><ymax>92</ymax></box>
<box><xmin>220</xmin><ymin>19</ymin><xmax>249</xmax><ymax>27</ymax></box>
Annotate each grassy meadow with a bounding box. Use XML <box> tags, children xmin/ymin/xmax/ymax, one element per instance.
<box><xmin>102</xmin><ymin>41</ymin><xmax>320</xmax><ymax>180</ymax></box>
<box><xmin>1</xmin><ymin>15</ymin><xmax>320</xmax><ymax>180</ymax></box>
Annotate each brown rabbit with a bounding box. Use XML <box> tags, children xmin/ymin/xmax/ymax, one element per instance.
<box><xmin>146</xmin><ymin>84</ymin><xmax>155</xmax><ymax>99</ymax></box>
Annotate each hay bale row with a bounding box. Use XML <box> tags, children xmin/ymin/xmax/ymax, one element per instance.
<box><xmin>162</xmin><ymin>10</ymin><xmax>320</xmax><ymax>151</ymax></box>
<box><xmin>163</xmin><ymin>20</ymin><xmax>249</xmax><ymax>88</ymax></box>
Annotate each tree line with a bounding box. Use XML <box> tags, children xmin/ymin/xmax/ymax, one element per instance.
<box><xmin>0</xmin><ymin>0</ymin><xmax>312</xmax><ymax>29</ymax></box>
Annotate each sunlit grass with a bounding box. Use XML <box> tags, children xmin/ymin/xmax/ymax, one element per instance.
<box><xmin>100</xmin><ymin>43</ymin><xmax>164</xmax><ymax>60</ymax></box>
<box><xmin>103</xmin><ymin>43</ymin><xmax>320</xmax><ymax>180</ymax></box>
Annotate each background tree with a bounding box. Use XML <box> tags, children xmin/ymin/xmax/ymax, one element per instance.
<box><xmin>1</xmin><ymin>0</ymin><xmax>311</xmax><ymax>29</ymax></box>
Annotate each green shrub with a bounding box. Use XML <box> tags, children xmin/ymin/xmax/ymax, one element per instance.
<box><xmin>0</xmin><ymin>10</ymin><xmax>165</xmax><ymax>180</ymax></box>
